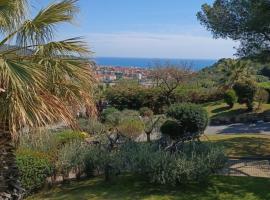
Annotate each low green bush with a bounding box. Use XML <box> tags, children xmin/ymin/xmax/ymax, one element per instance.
<box><xmin>234</xmin><ymin>81</ymin><xmax>257</xmax><ymax>111</ymax></box>
<box><xmin>164</xmin><ymin>103</ymin><xmax>208</xmax><ymax>139</ymax></box>
<box><xmin>16</xmin><ymin>149</ymin><xmax>53</xmax><ymax>192</ymax></box>
<box><xmin>100</xmin><ymin>107</ymin><xmax>121</xmax><ymax>125</ymax></box>
<box><xmin>117</xmin><ymin>118</ymin><xmax>144</xmax><ymax>139</ymax></box>
<box><xmin>55</xmin><ymin>130</ymin><xmax>87</xmax><ymax>144</ymax></box>
<box><xmin>120</xmin><ymin>142</ymin><xmax>226</xmax><ymax>185</ymax></box>
<box><xmin>56</xmin><ymin>141</ymin><xmax>87</xmax><ymax>179</ymax></box>
<box><xmin>84</xmin><ymin>145</ymin><xmax>121</xmax><ymax>180</ymax></box>
<box><xmin>160</xmin><ymin>120</ymin><xmax>183</xmax><ymax>139</ymax></box>
<box><xmin>224</xmin><ymin>89</ymin><xmax>237</xmax><ymax>108</ymax></box>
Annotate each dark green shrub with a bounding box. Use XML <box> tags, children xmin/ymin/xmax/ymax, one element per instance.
<box><xmin>164</xmin><ymin>103</ymin><xmax>208</xmax><ymax>139</ymax></box>
<box><xmin>224</xmin><ymin>89</ymin><xmax>237</xmax><ymax>108</ymax></box>
<box><xmin>100</xmin><ymin>107</ymin><xmax>121</xmax><ymax>125</ymax></box>
<box><xmin>16</xmin><ymin>150</ymin><xmax>53</xmax><ymax>192</ymax></box>
<box><xmin>160</xmin><ymin>120</ymin><xmax>183</xmax><ymax>139</ymax></box>
<box><xmin>233</xmin><ymin>81</ymin><xmax>257</xmax><ymax>111</ymax></box>
<box><xmin>261</xmin><ymin>66</ymin><xmax>270</xmax><ymax>79</ymax></box>
<box><xmin>55</xmin><ymin>130</ymin><xmax>86</xmax><ymax>145</ymax></box>
<box><xmin>139</xmin><ymin>107</ymin><xmax>154</xmax><ymax>117</ymax></box>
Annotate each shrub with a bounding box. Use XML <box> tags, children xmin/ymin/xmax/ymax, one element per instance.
<box><xmin>117</xmin><ymin>118</ymin><xmax>144</xmax><ymax>139</ymax></box>
<box><xmin>224</xmin><ymin>89</ymin><xmax>237</xmax><ymax>108</ymax></box>
<box><xmin>100</xmin><ymin>107</ymin><xmax>121</xmax><ymax>125</ymax></box>
<box><xmin>164</xmin><ymin>103</ymin><xmax>208</xmax><ymax>139</ymax></box>
<box><xmin>56</xmin><ymin>141</ymin><xmax>86</xmax><ymax>180</ymax></box>
<box><xmin>260</xmin><ymin>66</ymin><xmax>270</xmax><ymax>79</ymax></box>
<box><xmin>160</xmin><ymin>120</ymin><xmax>183</xmax><ymax>139</ymax></box>
<box><xmin>55</xmin><ymin>130</ymin><xmax>87</xmax><ymax>145</ymax></box>
<box><xmin>16</xmin><ymin>150</ymin><xmax>53</xmax><ymax>192</ymax></box>
<box><xmin>78</xmin><ymin>118</ymin><xmax>106</xmax><ymax>135</ymax></box>
<box><xmin>84</xmin><ymin>145</ymin><xmax>121</xmax><ymax>180</ymax></box>
<box><xmin>255</xmin><ymin>88</ymin><xmax>269</xmax><ymax>109</ymax></box>
<box><xmin>234</xmin><ymin>81</ymin><xmax>257</xmax><ymax>111</ymax></box>
<box><xmin>139</xmin><ymin>107</ymin><xmax>154</xmax><ymax>117</ymax></box>
<box><xmin>120</xmin><ymin>142</ymin><xmax>226</xmax><ymax>185</ymax></box>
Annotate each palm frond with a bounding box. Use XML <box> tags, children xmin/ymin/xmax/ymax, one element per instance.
<box><xmin>0</xmin><ymin>0</ymin><xmax>28</xmax><ymax>32</ymax></box>
<box><xmin>35</xmin><ymin>37</ymin><xmax>91</xmax><ymax>56</ymax></box>
<box><xmin>17</xmin><ymin>0</ymin><xmax>78</xmax><ymax>46</ymax></box>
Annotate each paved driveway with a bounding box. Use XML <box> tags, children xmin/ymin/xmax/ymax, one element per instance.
<box><xmin>206</xmin><ymin>121</ymin><xmax>270</xmax><ymax>135</ymax></box>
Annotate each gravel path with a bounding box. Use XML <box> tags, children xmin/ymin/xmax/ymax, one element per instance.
<box><xmin>206</xmin><ymin>121</ymin><xmax>270</xmax><ymax>135</ymax></box>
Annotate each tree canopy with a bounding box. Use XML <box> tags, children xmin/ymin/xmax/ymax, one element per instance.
<box><xmin>197</xmin><ymin>0</ymin><xmax>270</xmax><ymax>60</ymax></box>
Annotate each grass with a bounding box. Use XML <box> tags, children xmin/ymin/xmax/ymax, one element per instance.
<box><xmin>27</xmin><ymin>175</ymin><xmax>270</xmax><ymax>200</ymax></box>
<box><xmin>204</xmin><ymin>102</ymin><xmax>270</xmax><ymax>119</ymax></box>
<box><xmin>202</xmin><ymin>134</ymin><xmax>270</xmax><ymax>158</ymax></box>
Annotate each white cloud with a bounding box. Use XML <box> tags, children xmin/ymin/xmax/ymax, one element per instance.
<box><xmin>86</xmin><ymin>32</ymin><xmax>238</xmax><ymax>59</ymax></box>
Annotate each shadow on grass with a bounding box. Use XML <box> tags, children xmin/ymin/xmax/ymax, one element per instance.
<box><xmin>211</xmin><ymin>108</ymin><xmax>248</xmax><ymax>119</ymax></box>
<box><xmin>211</xmin><ymin>106</ymin><xmax>231</xmax><ymax>114</ymax></box>
<box><xmin>28</xmin><ymin>174</ymin><xmax>270</xmax><ymax>200</ymax></box>
<box><xmin>205</xmin><ymin>137</ymin><xmax>270</xmax><ymax>158</ymax></box>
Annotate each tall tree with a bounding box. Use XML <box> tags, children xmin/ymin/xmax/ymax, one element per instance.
<box><xmin>150</xmin><ymin>64</ymin><xmax>192</xmax><ymax>105</ymax></box>
<box><xmin>197</xmin><ymin>0</ymin><xmax>270</xmax><ymax>60</ymax></box>
<box><xmin>0</xmin><ymin>1</ymin><xmax>95</xmax><ymax>199</ymax></box>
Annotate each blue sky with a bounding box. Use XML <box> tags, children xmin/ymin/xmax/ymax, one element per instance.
<box><xmin>31</xmin><ymin>0</ymin><xmax>237</xmax><ymax>59</ymax></box>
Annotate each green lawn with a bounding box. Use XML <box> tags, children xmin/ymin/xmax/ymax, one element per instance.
<box><xmin>204</xmin><ymin>102</ymin><xmax>270</xmax><ymax>119</ymax></box>
<box><xmin>202</xmin><ymin>134</ymin><xmax>270</xmax><ymax>158</ymax></box>
<box><xmin>28</xmin><ymin>175</ymin><xmax>270</xmax><ymax>200</ymax></box>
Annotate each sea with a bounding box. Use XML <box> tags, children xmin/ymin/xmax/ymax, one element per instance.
<box><xmin>93</xmin><ymin>57</ymin><xmax>217</xmax><ymax>71</ymax></box>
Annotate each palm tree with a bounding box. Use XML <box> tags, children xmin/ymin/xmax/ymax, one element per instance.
<box><xmin>0</xmin><ymin>1</ymin><xmax>96</xmax><ymax>199</ymax></box>
<box><xmin>219</xmin><ymin>59</ymin><xmax>256</xmax><ymax>89</ymax></box>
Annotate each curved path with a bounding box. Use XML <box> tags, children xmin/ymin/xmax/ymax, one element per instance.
<box><xmin>206</xmin><ymin>121</ymin><xmax>270</xmax><ymax>135</ymax></box>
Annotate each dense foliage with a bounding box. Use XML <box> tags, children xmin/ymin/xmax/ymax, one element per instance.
<box><xmin>234</xmin><ymin>82</ymin><xmax>257</xmax><ymax>111</ymax></box>
<box><xmin>197</xmin><ymin>0</ymin><xmax>270</xmax><ymax>59</ymax></box>
<box><xmin>121</xmin><ymin>142</ymin><xmax>226</xmax><ymax>185</ymax></box>
<box><xmin>16</xmin><ymin>150</ymin><xmax>53</xmax><ymax>193</ymax></box>
<box><xmin>162</xmin><ymin>103</ymin><xmax>208</xmax><ymax>139</ymax></box>
<box><xmin>224</xmin><ymin>90</ymin><xmax>237</xmax><ymax>108</ymax></box>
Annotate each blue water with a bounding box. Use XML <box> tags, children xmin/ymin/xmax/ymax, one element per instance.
<box><xmin>93</xmin><ymin>57</ymin><xmax>217</xmax><ymax>70</ymax></box>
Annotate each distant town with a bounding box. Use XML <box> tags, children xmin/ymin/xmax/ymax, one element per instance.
<box><xmin>95</xmin><ymin>65</ymin><xmax>153</xmax><ymax>87</ymax></box>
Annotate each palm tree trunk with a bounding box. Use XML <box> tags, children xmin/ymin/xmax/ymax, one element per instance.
<box><xmin>0</xmin><ymin>126</ymin><xmax>23</xmax><ymax>200</ymax></box>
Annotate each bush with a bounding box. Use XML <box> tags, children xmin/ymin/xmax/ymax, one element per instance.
<box><xmin>100</xmin><ymin>107</ymin><xmax>121</xmax><ymax>125</ymax></box>
<box><xmin>120</xmin><ymin>142</ymin><xmax>226</xmax><ymax>185</ymax></box>
<box><xmin>117</xmin><ymin>118</ymin><xmax>144</xmax><ymax>139</ymax></box>
<box><xmin>260</xmin><ymin>66</ymin><xmax>270</xmax><ymax>79</ymax></box>
<box><xmin>234</xmin><ymin>81</ymin><xmax>257</xmax><ymax>111</ymax></box>
<box><xmin>255</xmin><ymin>88</ymin><xmax>269</xmax><ymax>109</ymax></box>
<box><xmin>78</xmin><ymin>118</ymin><xmax>106</xmax><ymax>135</ymax></box>
<box><xmin>84</xmin><ymin>145</ymin><xmax>121</xmax><ymax>180</ymax></box>
<box><xmin>56</xmin><ymin>141</ymin><xmax>87</xmax><ymax>180</ymax></box>
<box><xmin>224</xmin><ymin>89</ymin><xmax>237</xmax><ymax>108</ymax></box>
<box><xmin>160</xmin><ymin>120</ymin><xmax>183</xmax><ymax>139</ymax></box>
<box><xmin>55</xmin><ymin>130</ymin><xmax>87</xmax><ymax>145</ymax></box>
<box><xmin>16</xmin><ymin>150</ymin><xmax>53</xmax><ymax>192</ymax></box>
<box><xmin>139</xmin><ymin>107</ymin><xmax>154</xmax><ymax>117</ymax></box>
<box><xmin>163</xmin><ymin>103</ymin><xmax>208</xmax><ymax>139</ymax></box>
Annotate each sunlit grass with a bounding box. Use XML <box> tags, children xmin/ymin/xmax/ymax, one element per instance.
<box><xmin>204</xmin><ymin>102</ymin><xmax>270</xmax><ymax>118</ymax></box>
<box><xmin>202</xmin><ymin>134</ymin><xmax>270</xmax><ymax>158</ymax></box>
<box><xmin>27</xmin><ymin>174</ymin><xmax>270</xmax><ymax>200</ymax></box>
